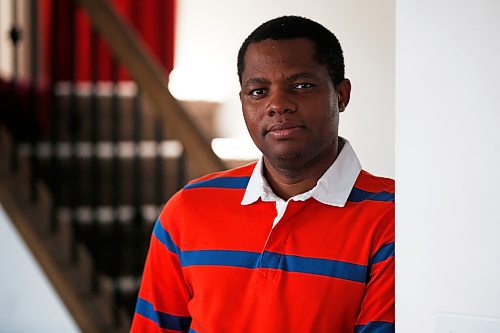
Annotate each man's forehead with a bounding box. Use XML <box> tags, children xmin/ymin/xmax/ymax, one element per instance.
<box><xmin>246</xmin><ymin>37</ymin><xmax>316</xmax><ymax>55</ymax></box>
<box><xmin>244</xmin><ymin>38</ymin><xmax>317</xmax><ymax>66</ymax></box>
<box><xmin>241</xmin><ymin>39</ymin><xmax>326</xmax><ymax>83</ymax></box>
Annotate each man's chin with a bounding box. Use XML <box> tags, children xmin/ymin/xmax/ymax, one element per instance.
<box><xmin>265</xmin><ymin>149</ymin><xmax>302</xmax><ymax>161</ymax></box>
<box><xmin>264</xmin><ymin>150</ymin><xmax>306</xmax><ymax>168</ymax></box>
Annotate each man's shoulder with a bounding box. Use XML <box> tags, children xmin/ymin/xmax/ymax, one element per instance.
<box><xmin>348</xmin><ymin>170</ymin><xmax>395</xmax><ymax>204</ymax></box>
<box><xmin>355</xmin><ymin>170</ymin><xmax>394</xmax><ymax>192</ymax></box>
<box><xmin>159</xmin><ymin>162</ymin><xmax>257</xmax><ymax>219</ymax></box>
<box><xmin>182</xmin><ymin>162</ymin><xmax>257</xmax><ymax>191</ymax></box>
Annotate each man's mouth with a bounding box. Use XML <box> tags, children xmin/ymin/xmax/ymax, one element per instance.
<box><xmin>266</xmin><ymin>122</ymin><xmax>304</xmax><ymax>138</ymax></box>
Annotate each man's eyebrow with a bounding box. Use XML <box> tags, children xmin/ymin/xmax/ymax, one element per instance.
<box><xmin>243</xmin><ymin>72</ymin><xmax>318</xmax><ymax>87</ymax></box>
<box><xmin>243</xmin><ymin>77</ymin><xmax>269</xmax><ymax>87</ymax></box>
<box><xmin>287</xmin><ymin>72</ymin><xmax>316</xmax><ymax>81</ymax></box>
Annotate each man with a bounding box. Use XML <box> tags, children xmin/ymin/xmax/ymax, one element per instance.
<box><xmin>131</xmin><ymin>16</ymin><xmax>394</xmax><ymax>333</ymax></box>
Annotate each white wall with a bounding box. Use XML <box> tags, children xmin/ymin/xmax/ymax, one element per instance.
<box><xmin>396</xmin><ymin>0</ymin><xmax>500</xmax><ymax>332</ymax></box>
<box><xmin>0</xmin><ymin>203</ymin><xmax>80</xmax><ymax>333</ymax></box>
<box><xmin>174</xmin><ymin>0</ymin><xmax>395</xmax><ymax>178</ymax></box>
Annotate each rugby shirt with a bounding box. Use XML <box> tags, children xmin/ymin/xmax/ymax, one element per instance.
<box><xmin>131</xmin><ymin>144</ymin><xmax>395</xmax><ymax>333</ymax></box>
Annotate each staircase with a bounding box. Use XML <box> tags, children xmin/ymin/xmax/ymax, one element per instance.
<box><xmin>17</xmin><ymin>82</ymin><xmax>186</xmax><ymax>316</ymax></box>
<box><xmin>0</xmin><ymin>0</ymin><xmax>227</xmax><ymax>332</ymax></box>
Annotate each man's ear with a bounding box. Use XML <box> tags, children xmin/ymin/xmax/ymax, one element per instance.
<box><xmin>336</xmin><ymin>79</ymin><xmax>351</xmax><ymax>112</ymax></box>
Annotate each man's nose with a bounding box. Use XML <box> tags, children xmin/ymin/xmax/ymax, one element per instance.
<box><xmin>265</xmin><ymin>90</ymin><xmax>297</xmax><ymax>116</ymax></box>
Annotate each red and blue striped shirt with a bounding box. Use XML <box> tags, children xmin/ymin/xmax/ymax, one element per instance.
<box><xmin>131</xmin><ymin>142</ymin><xmax>394</xmax><ymax>332</ymax></box>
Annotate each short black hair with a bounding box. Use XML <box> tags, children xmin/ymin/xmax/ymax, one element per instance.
<box><xmin>237</xmin><ymin>16</ymin><xmax>345</xmax><ymax>86</ymax></box>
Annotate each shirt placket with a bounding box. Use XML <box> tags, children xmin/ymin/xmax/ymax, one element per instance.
<box><xmin>253</xmin><ymin>200</ymin><xmax>302</xmax><ymax>284</ymax></box>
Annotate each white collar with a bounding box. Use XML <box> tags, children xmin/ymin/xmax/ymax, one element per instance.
<box><xmin>241</xmin><ymin>138</ymin><xmax>362</xmax><ymax>207</ymax></box>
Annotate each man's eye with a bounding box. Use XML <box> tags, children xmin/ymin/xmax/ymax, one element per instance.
<box><xmin>250</xmin><ymin>88</ymin><xmax>267</xmax><ymax>96</ymax></box>
<box><xmin>294</xmin><ymin>83</ymin><xmax>314</xmax><ymax>89</ymax></box>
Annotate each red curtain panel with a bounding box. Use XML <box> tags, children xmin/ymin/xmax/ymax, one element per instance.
<box><xmin>40</xmin><ymin>0</ymin><xmax>176</xmax><ymax>82</ymax></box>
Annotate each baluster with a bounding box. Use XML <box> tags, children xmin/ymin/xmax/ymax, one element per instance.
<box><xmin>177</xmin><ymin>147</ymin><xmax>187</xmax><ymax>191</ymax></box>
<box><xmin>110</xmin><ymin>57</ymin><xmax>122</xmax><ymax>325</ymax></box>
<box><xmin>28</xmin><ymin>0</ymin><xmax>39</xmax><ymax>202</ymax></box>
<box><xmin>132</xmin><ymin>87</ymin><xmax>143</xmax><ymax>272</ymax></box>
<box><xmin>90</xmin><ymin>27</ymin><xmax>101</xmax><ymax>293</ymax></box>
<box><xmin>154</xmin><ymin>119</ymin><xmax>164</xmax><ymax>213</ymax></box>
<box><xmin>130</xmin><ymin>0</ymin><xmax>145</xmax><ymax>292</ymax></box>
<box><xmin>68</xmin><ymin>0</ymin><xmax>80</xmax><ymax>263</ymax></box>
<box><xmin>49</xmin><ymin>0</ymin><xmax>61</xmax><ymax>232</ymax></box>
<box><xmin>8</xmin><ymin>0</ymin><xmax>21</xmax><ymax>171</ymax></box>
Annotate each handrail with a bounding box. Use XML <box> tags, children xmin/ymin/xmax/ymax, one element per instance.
<box><xmin>75</xmin><ymin>0</ymin><xmax>227</xmax><ymax>175</ymax></box>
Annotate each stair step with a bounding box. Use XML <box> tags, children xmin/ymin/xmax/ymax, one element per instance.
<box><xmin>100</xmin><ymin>275</ymin><xmax>141</xmax><ymax>294</ymax></box>
<box><xmin>17</xmin><ymin>141</ymin><xmax>183</xmax><ymax>159</ymax></box>
<box><xmin>56</xmin><ymin>205</ymin><xmax>161</xmax><ymax>225</ymax></box>
<box><xmin>99</xmin><ymin>275</ymin><xmax>142</xmax><ymax>318</ymax></box>
<box><xmin>51</xmin><ymin>82</ymin><xmax>162</xmax><ymax>143</ymax></box>
<box><xmin>52</xmin><ymin>82</ymin><xmax>218</xmax><ymax>140</ymax></box>
<box><xmin>18</xmin><ymin>142</ymin><xmax>185</xmax><ymax>206</ymax></box>
<box><xmin>57</xmin><ymin>210</ymin><xmax>154</xmax><ymax>276</ymax></box>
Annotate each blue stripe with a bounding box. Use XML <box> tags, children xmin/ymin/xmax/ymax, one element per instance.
<box><xmin>135</xmin><ymin>297</ymin><xmax>191</xmax><ymax>331</ymax></box>
<box><xmin>371</xmin><ymin>242</ymin><xmax>395</xmax><ymax>265</ymax></box>
<box><xmin>180</xmin><ymin>249</ymin><xmax>367</xmax><ymax>283</ymax></box>
<box><xmin>348</xmin><ymin>187</ymin><xmax>395</xmax><ymax>203</ymax></box>
<box><xmin>261</xmin><ymin>251</ymin><xmax>367</xmax><ymax>283</ymax></box>
<box><xmin>354</xmin><ymin>321</ymin><xmax>395</xmax><ymax>333</ymax></box>
<box><xmin>188</xmin><ymin>329</ymin><xmax>198</xmax><ymax>333</ymax></box>
<box><xmin>153</xmin><ymin>220</ymin><xmax>180</xmax><ymax>255</ymax></box>
<box><xmin>183</xmin><ymin>176</ymin><xmax>250</xmax><ymax>190</ymax></box>
<box><xmin>181</xmin><ymin>250</ymin><xmax>261</xmax><ymax>269</ymax></box>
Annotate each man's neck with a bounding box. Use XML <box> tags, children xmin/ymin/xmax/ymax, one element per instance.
<box><xmin>263</xmin><ymin>140</ymin><xmax>343</xmax><ymax>200</ymax></box>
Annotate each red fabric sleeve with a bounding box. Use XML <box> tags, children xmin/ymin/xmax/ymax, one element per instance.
<box><xmin>130</xmin><ymin>195</ymin><xmax>192</xmax><ymax>332</ymax></box>
<box><xmin>354</xmin><ymin>209</ymin><xmax>395</xmax><ymax>333</ymax></box>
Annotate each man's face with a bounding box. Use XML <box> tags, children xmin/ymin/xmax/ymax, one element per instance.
<box><xmin>240</xmin><ymin>38</ymin><xmax>347</xmax><ymax>170</ymax></box>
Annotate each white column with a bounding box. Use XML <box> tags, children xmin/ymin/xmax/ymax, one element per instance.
<box><xmin>396</xmin><ymin>1</ymin><xmax>500</xmax><ymax>332</ymax></box>
<box><xmin>0</xmin><ymin>204</ymin><xmax>80</xmax><ymax>333</ymax></box>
